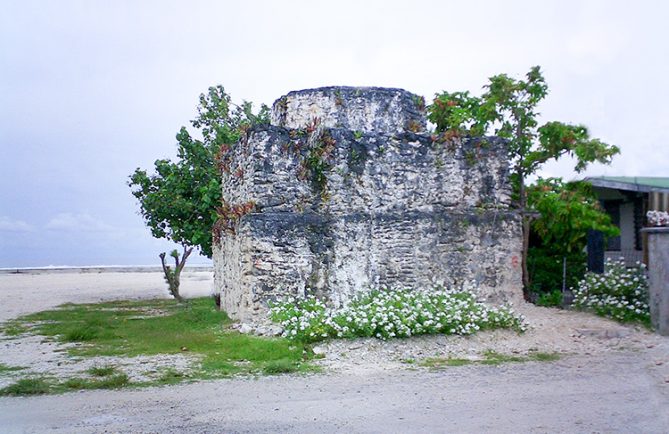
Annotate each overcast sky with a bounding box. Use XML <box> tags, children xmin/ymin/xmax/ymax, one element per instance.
<box><xmin>1</xmin><ymin>0</ymin><xmax>668</xmax><ymax>267</ymax></box>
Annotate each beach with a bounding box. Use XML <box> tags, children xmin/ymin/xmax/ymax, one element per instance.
<box><xmin>0</xmin><ymin>268</ymin><xmax>213</xmax><ymax>322</ymax></box>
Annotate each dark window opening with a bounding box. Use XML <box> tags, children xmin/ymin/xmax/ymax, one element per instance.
<box><xmin>603</xmin><ymin>200</ymin><xmax>621</xmax><ymax>251</ymax></box>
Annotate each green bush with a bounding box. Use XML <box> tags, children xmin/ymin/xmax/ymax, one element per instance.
<box><xmin>270</xmin><ymin>285</ymin><xmax>527</xmax><ymax>343</ymax></box>
<box><xmin>527</xmin><ymin>247</ymin><xmax>586</xmax><ymax>298</ymax></box>
<box><xmin>526</xmin><ymin>178</ymin><xmax>618</xmax><ymax>302</ymax></box>
<box><xmin>572</xmin><ymin>258</ymin><xmax>650</xmax><ymax>324</ymax></box>
<box><xmin>535</xmin><ymin>290</ymin><xmax>563</xmax><ymax>307</ymax></box>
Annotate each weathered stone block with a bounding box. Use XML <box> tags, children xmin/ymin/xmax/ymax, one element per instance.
<box><xmin>214</xmin><ymin>86</ymin><xmax>523</xmax><ymax>322</ymax></box>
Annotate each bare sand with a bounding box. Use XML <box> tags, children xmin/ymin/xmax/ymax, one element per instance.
<box><xmin>0</xmin><ymin>271</ymin><xmax>668</xmax><ymax>433</ymax></box>
<box><xmin>0</xmin><ymin>269</ymin><xmax>213</xmax><ymax>322</ymax></box>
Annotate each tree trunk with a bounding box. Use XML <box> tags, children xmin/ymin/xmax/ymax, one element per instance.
<box><xmin>518</xmin><ymin>173</ymin><xmax>531</xmax><ymax>301</ymax></box>
<box><xmin>521</xmin><ymin>216</ymin><xmax>531</xmax><ymax>299</ymax></box>
<box><xmin>159</xmin><ymin>245</ymin><xmax>193</xmax><ymax>303</ymax></box>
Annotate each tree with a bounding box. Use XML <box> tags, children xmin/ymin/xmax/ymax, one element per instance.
<box><xmin>528</xmin><ymin>178</ymin><xmax>619</xmax><ymax>256</ymax></box>
<box><xmin>129</xmin><ymin>85</ymin><xmax>269</xmax><ymax>300</ymax></box>
<box><xmin>427</xmin><ymin>66</ymin><xmax>620</xmax><ymax>298</ymax></box>
<box><xmin>527</xmin><ymin>178</ymin><xmax>619</xmax><ymax>297</ymax></box>
<box><xmin>159</xmin><ymin>246</ymin><xmax>192</xmax><ymax>303</ymax></box>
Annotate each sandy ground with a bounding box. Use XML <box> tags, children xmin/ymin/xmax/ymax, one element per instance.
<box><xmin>0</xmin><ymin>269</ymin><xmax>213</xmax><ymax>322</ymax></box>
<box><xmin>0</xmin><ymin>271</ymin><xmax>668</xmax><ymax>433</ymax></box>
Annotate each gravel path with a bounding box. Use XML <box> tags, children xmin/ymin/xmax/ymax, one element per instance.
<box><xmin>0</xmin><ymin>271</ymin><xmax>668</xmax><ymax>433</ymax></box>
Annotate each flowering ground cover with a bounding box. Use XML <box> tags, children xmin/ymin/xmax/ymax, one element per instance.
<box><xmin>270</xmin><ymin>285</ymin><xmax>527</xmax><ymax>343</ymax></box>
<box><xmin>572</xmin><ymin>258</ymin><xmax>650</xmax><ymax>325</ymax></box>
<box><xmin>647</xmin><ymin>210</ymin><xmax>669</xmax><ymax>227</ymax></box>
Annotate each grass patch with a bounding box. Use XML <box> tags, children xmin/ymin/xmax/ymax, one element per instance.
<box><xmin>0</xmin><ymin>321</ymin><xmax>29</xmax><ymax>337</ymax></box>
<box><xmin>87</xmin><ymin>365</ymin><xmax>117</xmax><ymax>377</ymax></box>
<box><xmin>0</xmin><ymin>297</ymin><xmax>314</xmax><ymax>394</ymax></box>
<box><xmin>262</xmin><ymin>359</ymin><xmax>301</xmax><ymax>375</ymax></box>
<box><xmin>63</xmin><ymin>373</ymin><xmax>129</xmax><ymax>390</ymax></box>
<box><xmin>421</xmin><ymin>357</ymin><xmax>473</xmax><ymax>368</ymax></box>
<box><xmin>421</xmin><ymin>351</ymin><xmax>560</xmax><ymax>369</ymax></box>
<box><xmin>64</xmin><ymin>323</ymin><xmax>103</xmax><ymax>342</ymax></box>
<box><xmin>480</xmin><ymin>350</ymin><xmax>525</xmax><ymax>365</ymax></box>
<box><xmin>0</xmin><ymin>373</ymin><xmax>131</xmax><ymax>396</ymax></box>
<box><xmin>0</xmin><ymin>363</ymin><xmax>26</xmax><ymax>373</ymax></box>
<box><xmin>156</xmin><ymin>368</ymin><xmax>186</xmax><ymax>385</ymax></box>
<box><xmin>529</xmin><ymin>352</ymin><xmax>561</xmax><ymax>362</ymax></box>
<box><xmin>443</xmin><ymin>358</ymin><xmax>472</xmax><ymax>367</ymax></box>
<box><xmin>93</xmin><ymin>373</ymin><xmax>129</xmax><ymax>389</ymax></box>
<box><xmin>199</xmin><ymin>358</ymin><xmax>241</xmax><ymax>378</ymax></box>
<box><xmin>0</xmin><ymin>377</ymin><xmax>52</xmax><ymax>396</ymax></box>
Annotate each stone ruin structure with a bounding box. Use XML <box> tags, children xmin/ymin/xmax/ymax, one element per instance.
<box><xmin>213</xmin><ymin>86</ymin><xmax>523</xmax><ymax>321</ymax></box>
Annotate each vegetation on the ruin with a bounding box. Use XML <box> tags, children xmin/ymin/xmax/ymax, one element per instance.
<box><xmin>269</xmin><ymin>285</ymin><xmax>527</xmax><ymax>343</ymax></box>
<box><xmin>0</xmin><ymin>297</ymin><xmax>314</xmax><ymax>395</ymax></box>
<box><xmin>573</xmin><ymin>258</ymin><xmax>650</xmax><ymax>325</ymax></box>
<box><xmin>412</xmin><ymin>94</ymin><xmax>426</xmax><ymax>112</ymax></box>
<box><xmin>212</xmin><ymin>200</ymin><xmax>257</xmax><ymax>240</ymax></box>
<box><xmin>305</xmin><ymin>132</ymin><xmax>336</xmax><ymax>194</ymax></box>
<box><xmin>427</xmin><ymin>66</ymin><xmax>620</xmax><ymax>297</ymax></box>
<box><xmin>526</xmin><ymin>178</ymin><xmax>619</xmax><ymax>300</ymax></box>
<box><xmin>294</xmin><ymin>117</ymin><xmax>337</xmax><ymax>196</ymax></box>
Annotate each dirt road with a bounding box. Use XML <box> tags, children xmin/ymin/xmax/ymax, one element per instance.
<box><xmin>1</xmin><ymin>351</ymin><xmax>668</xmax><ymax>433</ymax></box>
<box><xmin>0</xmin><ymin>271</ymin><xmax>668</xmax><ymax>433</ymax></box>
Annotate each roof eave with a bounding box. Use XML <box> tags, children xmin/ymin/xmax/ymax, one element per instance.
<box><xmin>584</xmin><ymin>177</ymin><xmax>669</xmax><ymax>193</ymax></box>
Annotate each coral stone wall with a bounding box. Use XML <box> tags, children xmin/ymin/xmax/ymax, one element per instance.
<box><xmin>271</xmin><ymin>86</ymin><xmax>426</xmax><ymax>135</ymax></box>
<box><xmin>213</xmin><ymin>87</ymin><xmax>522</xmax><ymax>321</ymax></box>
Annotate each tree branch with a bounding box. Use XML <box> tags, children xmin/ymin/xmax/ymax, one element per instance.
<box><xmin>159</xmin><ymin>252</ymin><xmax>171</xmax><ymax>283</ymax></box>
<box><xmin>176</xmin><ymin>245</ymin><xmax>193</xmax><ymax>275</ymax></box>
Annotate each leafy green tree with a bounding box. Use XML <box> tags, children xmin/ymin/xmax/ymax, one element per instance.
<box><xmin>527</xmin><ymin>178</ymin><xmax>619</xmax><ymax>298</ymax></box>
<box><xmin>528</xmin><ymin>178</ymin><xmax>619</xmax><ymax>256</ymax></box>
<box><xmin>428</xmin><ymin>66</ymin><xmax>620</xmax><ymax>296</ymax></box>
<box><xmin>129</xmin><ymin>85</ymin><xmax>268</xmax><ymax>300</ymax></box>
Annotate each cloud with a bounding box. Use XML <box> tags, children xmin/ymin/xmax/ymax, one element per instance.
<box><xmin>44</xmin><ymin>213</ymin><xmax>115</xmax><ymax>233</ymax></box>
<box><xmin>0</xmin><ymin>216</ymin><xmax>34</xmax><ymax>232</ymax></box>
